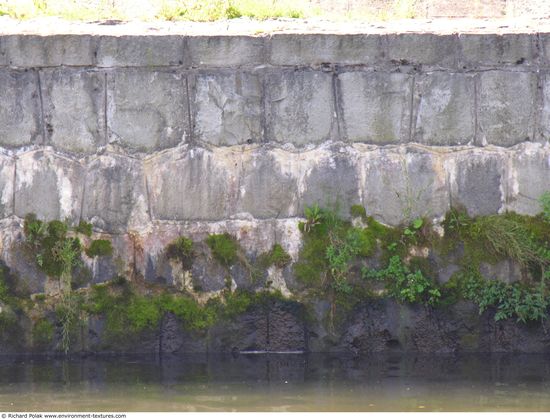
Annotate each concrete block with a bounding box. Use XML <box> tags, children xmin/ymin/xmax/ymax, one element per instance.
<box><xmin>107</xmin><ymin>69</ymin><xmax>189</xmax><ymax>152</ymax></box>
<box><xmin>14</xmin><ymin>151</ymin><xmax>84</xmax><ymax>223</ymax></box>
<box><xmin>82</xmin><ymin>154</ymin><xmax>149</xmax><ymax>233</ymax></box>
<box><xmin>0</xmin><ymin>155</ymin><xmax>14</xmax><ymax>219</ymax></box>
<box><xmin>507</xmin><ymin>144</ymin><xmax>550</xmax><ymax>215</ymax></box>
<box><xmin>301</xmin><ymin>147</ymin><xmax>361</xmax><ymax>217</ymax></box>
<box><xmin>188</xmin><ymin>36</ymin><xmax>264</xmax><ymax>67</ymax></box>
<box><xmin>385</xmin><ymin>34</ymin><xmax>457</xmax><ymax>67</ymax></box>
<box><xmin>538</xmin><ymin>34</ymin><xmax>550</xmax><ymax>66</ymax></box>
<box><xmin>339</xmin><ymin>71</ymin><xmax>411</xmax><ymax>144</ymax></box>
<box><xmin>269</xmin><ymin>34</ymin><xmax>383</xmax><ymax>66</ymax></box>
<box><xmin>0</xmin><ymin>70</ymin><xmax>42</xmax><ymax>148</ymax></box>
<box><xmin>459</xmin><ymin>34</ymin><xmax>537</xmax><ymax>67</ymax></box>
<box><xmin>41</xmin><ymin>69</ymin><xmax>106</xmax><ymax>153</ymax></box>
<box><xmin>539</xmin><ymin>73</ymin><xmax>550</xmax><ymax>141</ymax></box>
<box><xmin>3</xmin><ymin>35</ymin><xmax>95</xmax><ymax>67</ymax></box>
<box><xmin>478</xmin><ymin>71</ymin><xmax>537</xmax><ymax>146</ymax></box>
<box><xmin>413</xmin><ymin>73</ymin><xmax>475</xmax><ymax>146</ymax></box>
<box><xmin>237</xmin><ymin>150</ymin><xmax>299</xmax><ymax>218</ymax></box>
<box><xmin>97</xmin><ymin>35</ymin><xmax>184</xmax><ymax>67</ymax></box>
<box><xmin>265</xmin><ymin>70</ymin><xmax>336</xmax><ymax>146</ymax></box>
<box><xmin>449</xmin><ymin>150</ymin><xmax>504</xmax><ymax>216</ymax></box>
<box><xmin>144</xmin><ymin>148</ymin><xmax>237</xmax><ymax>221</ymax></box>
<box><xmin>361</xmin><ymin>148</ymin><xmax>450</xmax><ymax>225</ymax></box>
<box><xmin>193</xmin><ymin>71</ymin><xmax>262</xmax><ymax>146</ymax></box>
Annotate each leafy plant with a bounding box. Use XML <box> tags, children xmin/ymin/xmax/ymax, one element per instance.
<box><xmin>32</xmin><ymin>318</ymin><xmax>54</xmax><ymax>347</ymax></box>
<box><xmin>75</xmin><ymin>220</ymin><xmax>93</xmax><ymax>237</ymax></box>
<box><xmin>364</xmin><ymin>255</ymin><xmax>441</xmax><ymax>306</ymax></box>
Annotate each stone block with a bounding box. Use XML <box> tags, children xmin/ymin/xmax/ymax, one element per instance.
<box><xmin>192</xmin><ymin>71</ymin><xmax>262</xmax><ymax>146</ymax></box>
<box><xmin>41</xmin><ymin>69</ymin><xmax>106</xmax><ymax>153</ymax></box>
<box><xmin>507</xmin><ymin>144</ymin><xmax>550</xmax><ymax>215</ymax></box>
<box><xmin>187</xmin><ymin>35</ymin><xmax>264</xmax><ymax>67</ymax></box>
<box><xmin>236</xmin><ymin>150</ymin><xmax>300</xmax><ymax>218</ymax></box>
<box><xmin>459</xmin><ymin>34</ymin><xmax>537</xmax><ymax>67</ymax></box>
<box><xmin>539</xmin><ymin>73</ymin><xmax>550</xmax><ymax>141</ymax></box>
<box><xmin>301</xmin><ymin>146</ymin><xmax>361</xmax><ymax>217</ymax></box>
<box><xmin>0</xmin><ymin>155</ymin><xmax>14</xmax><ymax>219</ymax></box>
<box><xmin>413</xmin><ymin>73</ymin><xmax>475</xmax><ymax>146</ymax></box>
<box><xmin>2</xmin><ymin>35</ymin><xmax>95</xmax><ymax>67</ymax></box>
<box><xmin>97</xmin><ymin>35</ymin><xmax>185</xmax><ymax>67</ymax></box>
<box><xmin>478</xmin><ymin>71</ymin><xmax>537</xmax><ymax>146</ymax></box>
<box><xmin>538</xmin><ymin>34</ymin><xmax>550</xmax><ymax>66</ymax></box>
<box><xmin>269</xmin><ymin>34</ymin><xmax>383</xmax><ymax>66</ymax></box>
<box><xmin>265</xmin><ymin>70</ymin><xmax>336</xmax><ymax>146</ymax></box>
<box><xmin>448</xmin><ymin>150</ymin><xmax>505</xmax><ymax>216</ymax></box>
<box><xmin>339</xmin><ymin>71</ymin><xmax>411</xmax><ymax>144</ymax></box>
<box><xmin>0</xmin><ymin>70</ymin><xmax>42</xmax><ymax>148</ymax></box>
<box><xmin>107</xmin><ymin>69</ymin><xmax>189</xmax><ymax>152</ymax></box>
<box><xmin>82</xmin><ymin>154</ymin><xmax>149</xmax><ymax>233</ymax></box>
<box><xmin>385</xmin><ymin>34</ymin><xmax>457</xmax><ymax>67</ymax></box>
<box><xmin>14</xmin><ymin>151</ymin><xmax>84</xmax><ymax>223</ymax></box>
<box><xmin>144</xmin><ymin>148</ymin><xmax>237</xmax><ymax>221</ymax></box>
<box><xmin>361</xmin><ymin>147</ymin><xmax>450</xmax><ymax>225</ymax></box>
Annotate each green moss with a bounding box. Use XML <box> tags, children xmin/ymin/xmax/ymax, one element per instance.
<box><xmin>350</xmin><ymin>204</ymin><xmax>367</xmax><ymax>219</ymax></box>
<box><xmin>0</xmin><ymin>267</ymin><xmax>8</xmax><ymax>303</ymax></box>
<box><xmin>75</xmin><ymin>221</ymin><xmax>93</xmax><ymax>237</ymax></box>
<box><xmin>32</xmin><ymin>318</ymin><xmax>54</xmax><ymax>347</ymax></box>
<box><xmin>85</xmin><ymin>239</ymin><xmax>113</xmax><ymax>258</ymax></box>
<box><xmin>206</xmin><ymin>233</ymin><xmax>239</xmax><ymax>266</ymax></box>
<box><xmin>257</xmin><ymin>244</ymin><xmax>291</xmax><ymax>269</ymax></box>
<box><xmin>166</xmin><ymin>236</ymin><xmax>194</xmax><ymax>270</ymax></box>
<box><xmin>540</xmin><ymin>191</ymin><xmax>550</xmax><ymax>223</ymax></box>
<box><xmin>159</xmin><ymin>294</ymin><xmax>217</xmax><ymax>331</ymax></box>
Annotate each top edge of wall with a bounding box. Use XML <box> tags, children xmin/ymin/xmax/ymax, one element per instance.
<box><xmin>2</xmin><ymin>16</ymin><xmax>550</xmax><ymax>36</ymax></box>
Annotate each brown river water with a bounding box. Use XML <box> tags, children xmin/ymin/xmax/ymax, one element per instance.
<box><xmin>1</xmin><ymin>353</ymin><xmax>550</xmax><ymax>412</ymax></box>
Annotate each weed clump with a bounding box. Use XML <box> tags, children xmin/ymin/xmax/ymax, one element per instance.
<box><xmin>206</xmin><ymin>233</ymin><xmax>239</xmax><ymax>266</ymax></box>
<box><xmin>75</xmin><ymin>221</ymin><xmax>93</xmax><ymax>237</ymax></box>
<box><xmin>166</xmin><ymin>236</ymin><xmax>194</xmax><ymax>270</ymax></box>
<box><xmin>258</xmin><ymin>244</ymin><xmax>291</xmax><ymax>269</ymax></box>
<box><xmin>86</xmin><ymin>239</ymin><xmax>113</xmax><ymax>258</ymax></box>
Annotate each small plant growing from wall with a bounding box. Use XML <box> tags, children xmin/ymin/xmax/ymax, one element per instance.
<box><xmin>23</xmin><ymin>214</ymin><xmax>113</xmax><ymax>353</ymax></box>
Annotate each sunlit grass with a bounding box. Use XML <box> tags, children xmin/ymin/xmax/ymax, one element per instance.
<box><xmin>0</xmin><ymin>0</ymin><xmax>418</xmax><ymax>22</ymax></box>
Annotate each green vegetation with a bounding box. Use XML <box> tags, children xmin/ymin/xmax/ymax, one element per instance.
<box><xmin>258</xmin><ymin>244</ymin><xmax>291</xmax><ymax>269</ymax></box>
<box><xmin>23</xmin><ymin>214</ymin><xmax>113</xmax><ymax>352</ymax></box>
<box><xmin>540</xmin><ymin>192</ymin><xmax>550</xmax><ymax>223</ymax></box>
<box><xmin>350</xmin><ymin>204</ymin><xmax>367</xmax><ymax>219</ymax></box>
<box><xmin>75</xmin><ymin>221</ymin><xmax>93</xmax><ymax>237</ymax></box>
<box><xmin>32</xmin><ymin>318</ymin><xmax>54</xmax><ymax>347</ymax></box>
<box><xmin>364</xmin><ymin>255</ymin><xmax>440</xmax><ymax>306</ymax></box>
<box><xmin>86</xmin><ymin>281</ymin><xmax>285</xmax><ymax>343</ymax></box>
<box><xmin>206</xmin><ymin>233</ymin><xmax>239</xmax><ymax>267</ymax></box>
<box><xmin>85</xmin><ymin>239</ymin><xmax>113</xmax><ymax>258</ymax></box>
<box><xmin>166</xmin><ymin>236</ymin><xmax>194</xmax><ymax>270</ymax></box>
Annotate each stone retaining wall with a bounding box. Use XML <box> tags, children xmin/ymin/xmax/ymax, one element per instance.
<box><xmin>0</xmin><ymin>29</ymin><xmax>549</xmax><ymax>285</ymax></box>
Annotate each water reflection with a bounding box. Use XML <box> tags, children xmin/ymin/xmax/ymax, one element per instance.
<box><xmin>1</xmin><ymin>353</ymin><xmax>550</xmax><ymax>411</ymax></box>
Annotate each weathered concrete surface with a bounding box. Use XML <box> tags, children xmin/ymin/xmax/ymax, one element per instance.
<box><xmin>107</xmin><ymin>70</ymin><xmax>189</xmax><ymax>152</ymax></box>
<box><xmin>458</xmin><ymin>34</ymin><xmax>537</xmax><ymax>67</ymax></box>
<box><xmin>361</xmin><ymin>146</ymin><xmax>450</xmax><ymax>224</ymax></box>
<box><xmin>339</xmin><ymin>71</ymin><xmax>411</xmax><ymax>144</ymax></box>
<box><xmin>0</xmin><ymin>154</ymin><xmax>14</xmax><ymax>219</ymax></box>
<box><xmin>269</xmin><ymin>34</ymin><xmax>384</xmax><ymax>66</ymax></box>
<box><xmin>41</xmin><ymin>69</ymin><xmax>105</xmax><ymax>153</ymax></box>
<box><xmin>265</xmin><ymin>70</ymin><xmax>336</xmax><ymax>146</ymax></box>
<box><xmin>82</xmin><ymin>153</ymin><xmax>149</xmax><ymax>233</ymax></box>
<box><xmin>413</xmin><ymin>73</ymin><xmax>475</xmax><ymax>146</ymax></box>
<box><xmin>97</xmin><ymin>35</ymin><xmax>185</xmax><ymax>67</ymax></box>
<box><xmin>14</xmin><ymin>150</ymin><xmax>84</xmax><ymax>223</ymax></box>
<box><xmin>478</xmin><ymin>71</ymin><xmax>538</xmax><ymax>146</ymax></box>
<box><xmin>188</xmin><ymin>36</ymin><xmax>264</xmax><ymax>68</ymax></box>
<box><xmin>0</xmin><ymin>70</ymin><xmax>42</xmax><ymax>148</ymax></box>
<box><xmin>2</xmin><ymin>35</ymin><xmax>95</xmax><ymax>68</ymax></box>
<box><xmin>507</xmin><ymin>143</ymin><xmax>550</xmax><ymax>215</ymax></box>
<box><xmin>448</xmin><ymin>149</ymin><xmax>505</xmax><ymax>216</ymax></box>
<box><xmin>192</xmin><ymin>71</ymin><xmax>262</xmax><ymax>146</ymax></box>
